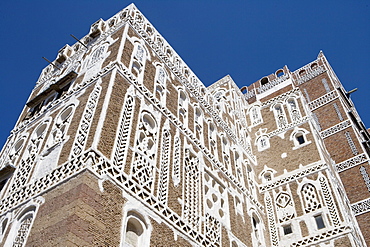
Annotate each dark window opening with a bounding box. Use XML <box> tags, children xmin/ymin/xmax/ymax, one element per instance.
<box><xmin>283</xmin><ymin>225</ymin><xmax>293</xmax><ymax>235</ymax></box>
<box><xmin>252</xmin><ymin>217</ymin><xmax>257</xmax><ymax>228</ymax></box>
<box><xmin>299</xmin><ymin>70</ymin><xmax>306</xmax><ymax>76</ymax></box>
<box><xmin>0</xmin><ymin>178</ymin><xmax>9</xmax><ymax>193</ymax></box>
<box><xmin>260</xmin><ymin>77</ymin><xmax>269</xmax><ymax>86</ymax></box>
<box><xmin>24</xmin><ymin>72</ymin><xmax>77</xmax><ymax>120</ymax></box>
<box><xmin>310</xmin><ymin>63</ymin><xmax>318</xmax><ymax>70</ymax></box>
<box><xmin>315</xmin><ymin>214</ymin><xmax>325</xmax><ymax>229</ymax></box>
<box><xmin>296</xmin><ymin>134</ymin><xmax>305</xmax><ymax>145</ymax></box>
<box><xmin>0</xmin><ymin>164</ymin><xmax>15</xmax><ymax>193</ymax></box>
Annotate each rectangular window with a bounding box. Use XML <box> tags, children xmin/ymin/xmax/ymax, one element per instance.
<box><xmin>314</xmin><ymin>214</ymin><xmax>325</xmax><ymax>229</ymax></box>
<box><xmin>283</xmin><ymin>224</ymin><xmax>293</xmax><ymax>235</ymax></box>
<box><xmin>296</xmin><ymin>135</ymin><xmax>305</xmax><ymax>145</ymax></box>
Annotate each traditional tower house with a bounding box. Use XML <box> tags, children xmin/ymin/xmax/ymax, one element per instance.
<box><xmin>0</xmin><ymin>4</ymin><xmax>368</xmax><ymax>247</ymax></box>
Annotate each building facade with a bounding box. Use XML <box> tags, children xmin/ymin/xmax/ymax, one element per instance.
<box><xmin>0</xmin><ymin>4</ymin><xmax>369</xmax><ymax>246</ymax></box>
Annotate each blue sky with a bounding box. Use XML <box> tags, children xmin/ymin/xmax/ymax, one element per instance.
<box><xmin>0</xmin><ymin>1</ymin><xmax>369</xmax><ymax>147</ymax></box>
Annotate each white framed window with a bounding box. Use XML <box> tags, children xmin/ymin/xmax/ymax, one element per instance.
<box><xmin>314</xmin><ymin>214</ymin><xmax>326</xmax><ymax>230</ymax></box>
<box><xmin>283</xmin><ymin>224</ymin><xmax>293</xmax><ymax>235</ymax></box>
<box><xmin>301</xmin><ymin>183</ymin><xmax>322</xmax><ymax>213</ymax></box>
<box><xmin>287</xmin><ymin>98</ymin><xmax>301</xmax><ymax>122</ymax></box>
<box><xmin>130</xmin><ymin>42</ymin><xmax>147</xmax><ymax>77</ymax></box>
<box><xmin>251</xmin><ymin>212</ymin><xmax>265</xmax><ymax>246</ymax></box>
<box><xmin>194</xmin><ymin>106</ymin><xmax>203</xmax><ymax>142</ymax></box>
<box><xmin>249</xmin><ymin>105</ymin><xmax>263</xmax><ymax>126</ymax></box>
<box><xmin>178</xmin><ymin>89</ymin><xmax>188</xmax><ymax>124</ymax></box>
<box><xmin>4</xmin><ymin>201</ymin><xmax>42</xmax><ymax>247</ymax></box>
<box><xmin>121</xmin><ymin>211</ymin><xmax>151</xmax><ymax>247</ymax></box>
<box><xmin>154</xmin><ymin>65</ymin><xmax>167</xmax><ymax>103</ymax></box>
<box><xmin>290</xmin><ymin>128</ymin><xmax>311</xmax><ymax>150</ymax></box>
<box><xmin>272</xmin><ymin>103</ymin><xmax>287</xmax><ymax>128</ymax></box>
<box><xmin>208</xmin><ymin>121</ymin><xmax>218</xmax><ymax>157</ymax></box>
<box><xmin>256</xmin><ymin>135</ymin><xmax>270</xmax><ymax>151</ymax></box>
<box><xmin>259</xmin><ymin>166</ymin><xmax>277</xmax><ymax>183</ymax></box>
<box><xmin>9</xmin><ymin>137</ymin><xmax>26</xmax><ymax>165</ymax></box>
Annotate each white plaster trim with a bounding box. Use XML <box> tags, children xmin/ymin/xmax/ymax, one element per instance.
<box><xmin>93</xmin><ymin>73</ymin><xmax>115</xmax><ymax>149</ymax></box>
<box><xmin>257</xmin><ymin>78</ymin><xmax>293</xmax><ymax>100</ymax></box>
<box><xmin>351</xmin><ymin>197</ymin><xmax>370</xmax><ymax>216</ymax></box>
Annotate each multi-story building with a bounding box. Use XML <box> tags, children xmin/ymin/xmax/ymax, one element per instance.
<box><xmin>0</xmin><ymin>4</ymin><xmax>369</xmax><ymax>246</ymax></box>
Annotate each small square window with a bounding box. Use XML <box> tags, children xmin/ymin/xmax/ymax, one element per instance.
<box><xmin>296</xmin><ymin>135</ymin><xmax>305</xmax><ymax>145</ymax></box>
<box><xmin>314</xmin><ymin>214</ymin><xmax>325</xmax><ymax>229</ymax></box>
<box><xmin>283</xmin><ymin>224</ymin><xmax>293</xmax><ymax>235</ymax></box>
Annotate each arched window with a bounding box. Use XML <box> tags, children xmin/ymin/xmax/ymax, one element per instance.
<box><xmin>259</xmin><ymin>166</ymin><xmax>276</xmax><ymax>183</ymax></box>
<box><xmin>301</xmin><ymin>183</ymin><xmax>321</xmax><ymax>213</ymax></box>
<box><xmin>273</xmin><ymin>103</ymin><xmax>287</xmax><ymax>128</ymax></box>
<box><xmin>122</xmin><ymin>212</ymin><xmax>150</xmax><ymax>247</ymax></box>
<box><xmin>87</xmin><ymin>45</ymin><xmax>106</xmax><ymax>69</ymax></box>
<box><xmin>194</xmin><ymin>107</ymin><xmax>203</xmax><ymax>142</ymax></box>
<box><xmin>251</xmin><ymin>213</ymin><xmax>264</xmax><ymax>246</ymax></box>
<box><xmin>260</xmin><ymin>77</ymin><xmax>269</xmax><ymax>86</ymax></box>
<box><xmin>233</xmin><ymin>150</ymin><xmax>244</xmax><ymax>185</ymax></box>
<box><xmin>249</xmin><ymin>106</ymin><xmax>262</xmax><ymax>126</ymax></box>
<box><xmin>132</xmin><ymin>111</ymin><xmax>158</xmax><ymax>192</ymax></box>
<box><xmin>131</xmin><ymin>43</ymin><xmax>146</xmax><ymax>77</ymax></box>
<box><xmin>287</xmin><ymin>98</ymin><xmax>301</xmax><ymax>122</ymax></box>
<box><xmin>0</xmin><ymin>164</ymin><xmax>15</xmax><ymax>198</ymax></box>
<box><xmin>178</xmin><ymin>89</ymin><xmax>188</xmax><ymax>125</ymax></box>
<box><xmin>11</xmin><ymin>121</ymin><xmax>50</xmax><ymax>191</ymax></box>
<box><xmin>246</xmin><ymin>164</ymin><xmax>257</xmax><ymax>198</ymax></box>
<box><xmin>256</xmin><ymin>135</ymin><xmax>269</xmax><ymax>151</ymax></box>
<box><xmin>221</xmin><ymin>135</ymin><xmax>230</xmax><ymax>170</ymax></box>
<box><xmin>125</xmin><ymin>217</ymin><xmax>144</xmax><ymax>246</ymax></box>
<box><xmin>46</xmin><ymin>105</ymin><xmax>74</xmax><ymax>149</ymax></box>
<box><xmin>213</xmin><ymin>89</ymin><xmax>226</xmax><ymax>113</ymax></box>
<box><xmin>33</xmin><ymin>106</ymin><xmax>75</xmax><ymax>181</ymax></box>
<box><xmin>290</xmin><ymin>128</ymin><xmax>310</xmax><ymax>149</ymax></box>
<box><xmin>9</xmin><ymin>138</ymin><xmax>26</xmax><ymax>164</ymax></box>
<box><xmin>208</xmin><ymin>122</ymin><xmax>217</xmax><ymax>157</ymax></box>
<box><xmin>154</xmin><ymin>66</ymin><xmax>167</xmax><ymax>103</ymax></box>
<box><xmin>4</xmin><ymin>206</ymin><xmax>38</xmax><ymax>247</ymax></box>
<box><xmin>276</xmin><ymin>69</ymin><xmax>284</xmax><ymax>77</ymax></box>
<box><xmin>263</xmin><ymin>171</ymin><xmax>272</xmax><ymax>182</ymax></box>
<box><xmin>13</xmin><ymin>215</ymin><xmax>34</xmax><ymax>246</ymax></box>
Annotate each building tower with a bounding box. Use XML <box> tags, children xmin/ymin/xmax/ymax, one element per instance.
<box><xmin>0</xmin><ymin>4</ymin><xmax>368</xmax><ymax>246</ymax></box>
